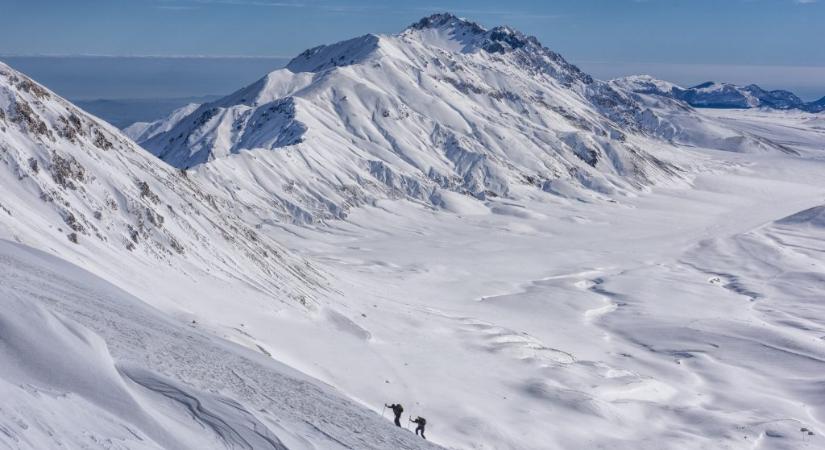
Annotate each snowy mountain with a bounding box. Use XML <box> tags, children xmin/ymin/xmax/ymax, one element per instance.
<box><xmin>129</xmin><ymin>14</ymin><xmax>695</xmax><ymax>223</ymax></box>
<box><xmin>0</xmin><ymin>61</ymin><xmax>324</xmax><ymax>312</ymax></box>
<box><xmin>129</xmin><ymin>14</ymin><xmax>802</xmax><ymax>224</ymax></box>
<box><xmin>614</xmin><ymin>75</ymin><xmax>825</xmax><ymax>112</ymax></box>
<box><xmin>683</xmin><ymin>81</ymin><xmax>803</xmax><ymax>109</ymax></box>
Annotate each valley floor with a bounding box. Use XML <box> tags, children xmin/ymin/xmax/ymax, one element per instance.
<box><xmin>254</xmin><ymin>113</ymin><xmax>825</xmax><ymax>449</ymax></box>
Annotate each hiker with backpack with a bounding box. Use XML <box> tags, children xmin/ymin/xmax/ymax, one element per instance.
<box><xmin>410</xmin><ymin>416</ymin><xmax>427</xmax><ymax>439</ymax></box>
<box><xmin>385</xmin><ymin>403</ymin><xmax>404</xmax><ymax>427</ymax></box>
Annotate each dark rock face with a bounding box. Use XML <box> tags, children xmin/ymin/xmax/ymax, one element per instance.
<box><xmin>409</xmin><ymin>13</ymin><xmax>484</xmax><ymax>35</ymax></box>
<box><xmin>13</xmin><ymin>99</ymin><xmax>52</xmax><ymax>138</ymax></box>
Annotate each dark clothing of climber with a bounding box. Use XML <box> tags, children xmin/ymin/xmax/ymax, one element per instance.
<box><xmin>386</xmin><ymin>404</ymin><xmax>404</xmax><ymax>427</ymax></box>
<box><xmin>411</xmin><ymin>416</ymin><xmax>427</xmax><ymax>439</ymax></box>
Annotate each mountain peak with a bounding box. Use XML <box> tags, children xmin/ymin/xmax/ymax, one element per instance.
<box><xmin>403</xmin><ymin>12</ymin><xmax>542</xmax><ymax>56</ymax></box>
<box><xmin>284</xmin><ymin>12</ymin><xmax>586</xmax><ymax>88</ymax></box>
<box><xmin>406</xmin><ymin>13</ymin><xmax>485</xmax><ymax>34</ymax></box>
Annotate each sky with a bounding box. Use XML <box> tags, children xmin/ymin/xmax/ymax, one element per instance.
<box><xmin>1</xmin><ymin>0</ymin><xmax>824</xmax><ymax>99</ymax></box>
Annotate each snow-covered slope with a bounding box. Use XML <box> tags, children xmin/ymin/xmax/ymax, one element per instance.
<box><xmin>694</xmin><ymin>108</ymin><xmax>825</xmax><ymax>156</ymax></box>
<box><xmin>614</xmin><ymin>75</ymin><xmax>824</xmax><ymax>112</ymax></box>
<box><xmin>0</xmin><ymin>61</ymin><xmax>323</xmax><ymax>314</ymax></box>
<box><xmin>0</xmin><ymin>239</ymin><xmax>439</xmax><ymax>450</ymax></box>
<box><xmin>134</xmin><ymin>14</ymin><xmax>705</xmax><ymax>223</ymax></box>
<box><xmin>123</xmin><ymin>101</ymin><xmax>201</xmax><ymax>142</ymax></box>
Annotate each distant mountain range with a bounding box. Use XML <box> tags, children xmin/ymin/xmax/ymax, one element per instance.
<box><xmin>613</xmin><ymin>76</ymin><xmax>825</xmax><ymax>113</ymax></box>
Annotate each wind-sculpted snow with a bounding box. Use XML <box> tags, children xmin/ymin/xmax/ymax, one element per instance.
<box><xmin>0</xmin><ymin>240</ymin><xmax>441</xmax><ymax>450</ymax></box>
<box><xmin>0</xmin><ymin>61</ymin><xmax>323</xmax><ymax>312</ymax></box>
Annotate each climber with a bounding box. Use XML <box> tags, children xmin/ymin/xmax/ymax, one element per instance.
<box><xmin>385</xmin><ymin>403</ymin><xmax>404</xmax><ymax>427</ymax></box>
<box><xmin>410</xmin><ymin>416</ymin><xmax>427</xmax><ymax>439</ymax></box>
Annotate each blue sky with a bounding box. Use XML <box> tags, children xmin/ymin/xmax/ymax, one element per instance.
<box><xmin>2</xmin><ymin>0</ymin><xmax>822</xmax><ymax>63</ymax></box>
<box><xmin>2</xmin><ymin>1</ymin><xmax>824</xmax><ymax>98</ymax></box>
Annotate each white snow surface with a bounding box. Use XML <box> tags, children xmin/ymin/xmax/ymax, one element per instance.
<box><xmin>255</xmin><ymin>139</ymin><xmax>825</xmax><ymax>449</ymax></box>
<box><xmin>123</xmin><ymin>102</ymin><xmax>201</xmax><ymax>143</ymax></box>
<box><xmin>0</xmin><ymin>239</ymin><xmax>440</xmax><ymax>450</ymax></box>
<box><xmin>3</xmin><ymin>13</ymin><xmax>825</xmax><ymax>450</ymax></box>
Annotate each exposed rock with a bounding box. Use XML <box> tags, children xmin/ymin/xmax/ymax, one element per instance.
<box><xmin>16</xmin><ymin>78</ymin><xmax>50</xmax><ymax>99</ymax></box>
<box><xmin>50</xmin><ymin>153</ymin><xmax>86</xmax><ymax>189</ymax></box>
<box><xmin>58</xmin><ymin>114</ymin><xmax>84</xmax><ymax>143</ymax></box>
<box><xmin>137</xmin><ymin>180</ymin><xmax>161</xmax><ymax>204</ymax></box>
<box><xmin>146</xmin><ymin>208</ymin><xmax>165</xmax><ymax>228</ymax></box>
<box><xmin>169</xmin><ymin>237</ymin><xmax>185</xmax><ymax>254</ymax></box>
<box><xmin>93</xmin><ymin>128</ymin><xmax>114</xmax><ymax>150</ymax></box>
<box><xmin>13</xmin><ymin>100</ymin><xmax>51</xmax><ymax>138</ymax></box>
<box><xmin>63</xmin><ymin>212</ymin><xmax>85</xmax><ymax>233</ymax></box>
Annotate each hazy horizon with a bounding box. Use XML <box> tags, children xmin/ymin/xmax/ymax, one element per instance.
<box><xmin>4</xmin><ymin>55</ymin><xmax>824</xmax><ymax>106</ymax></box>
